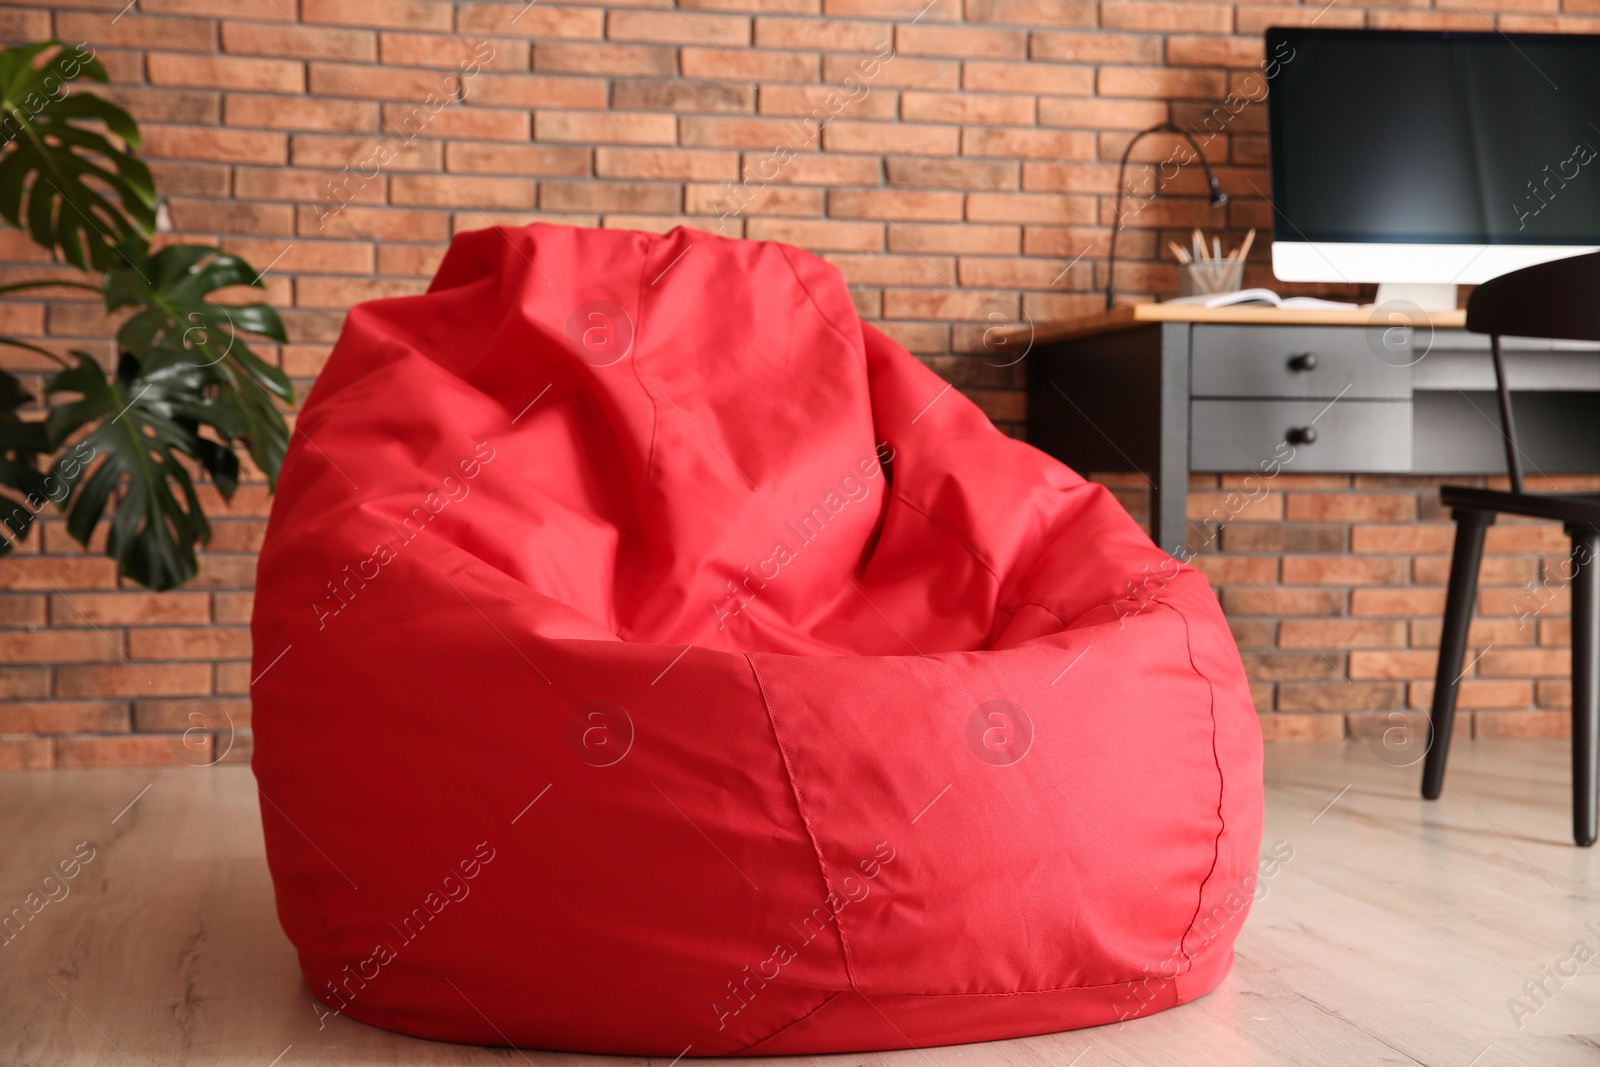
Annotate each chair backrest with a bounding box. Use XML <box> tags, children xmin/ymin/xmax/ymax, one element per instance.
<box><xmin>1466</xmin><ymin>250</ymin><xmax>1600</xmax><ymax>342</ymax></box>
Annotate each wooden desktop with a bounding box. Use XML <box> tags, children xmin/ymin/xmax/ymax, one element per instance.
<box><xmin>1022</xmin><ymin>304</ymin><xmax>1599</xmax><ymax>557</ymax></box>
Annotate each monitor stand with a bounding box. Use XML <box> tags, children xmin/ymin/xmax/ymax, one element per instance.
<box><xmin>1372</xmin><ymin>282</ymin><xmax>1458</xmax><ymax>310</ymax></box>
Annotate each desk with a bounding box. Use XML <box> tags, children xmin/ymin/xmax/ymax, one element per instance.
<box><xmin>1024</xmin><ymin>305</ymin><xmax>1600</xmax><ymax>557</ymax></box>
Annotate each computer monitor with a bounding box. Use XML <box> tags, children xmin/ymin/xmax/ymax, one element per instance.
<box><xmin>1265</xmin><ymin>28</ymin><xmax>1600</xmax><ymax>308</ymax></box>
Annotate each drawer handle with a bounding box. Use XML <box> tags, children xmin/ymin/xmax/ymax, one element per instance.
<box><xmin>1287</xmin><ymin>426</ymin><xmax>1318</xmax><ymax>446</ymax></box>
<box><xmin>1287</xmin><ymin>352</ymin><xmax>1319</xmax><ymax>372</ymax></box>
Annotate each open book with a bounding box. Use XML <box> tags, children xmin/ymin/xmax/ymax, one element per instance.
<box><xmin>1164</xmin><ymin>288</ymin><xmax>1357</xmax><ymax>310</ymax></box>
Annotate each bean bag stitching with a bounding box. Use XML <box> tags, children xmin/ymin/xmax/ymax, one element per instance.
<box><xmin>889</xmin><ymin>490</ymin><xmax>1003</xmax><ymax>585</ymax></box>
<box><xmin>743</xmin><ymin>652</ymin><xmax>863</xmax><ymax>991</ymax></box>
<box><xmin>1161</xmin><ymin>597</ymin><xmax>1229</xmax><ymax>995</ymax></box>
<box><xmin>731</xmin><ymin>989</ymin><xmax>845</xmax><ymax>1054</ymax></box>
<box><xmin>776</xmin><ymin>242</ymin><xmax>862</xmax><ymax>351</ymax></box>
<box><xmin>630</xmin><ymin>232</ymin><xmax>663</xmax><ymax>532</ymax></box>
<box><xmin>992</xmin><ymin>600</ymin><xmax>1070</xmax><ymax>628</ymax></box>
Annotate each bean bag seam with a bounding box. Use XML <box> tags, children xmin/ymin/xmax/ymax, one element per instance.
<box><xmin>630</xmin><ymin>235</ymin><xmax>662</xmax><ymax>504</ymax></box>
<box><xmin>993</xmin><ymin>600</ymin><xmax>1070</xmax><ymax>628</ymax></box>
<box><xmin>889</xmin><ymin>491</ymin><xmax>1002</xmax><ymax>586</ymax></box>
<box><xmin>743</xmin><ymin>653</ymin><xmax>863</xmax><ymax>993</ymax></box>
<box><xmin>776</xmin><ymin>243</ymin><xmax>862</xmax><ymax>351</ymax></box>
<box><xmin>731</xmin><ymin>990</ymin><xmax>846</xmax><ymax>1054</ymax></box>
<box><xmin>1160</xmin><ymin>597</ymin><xmax>1229</xmax><ymax>1000</ymax></box>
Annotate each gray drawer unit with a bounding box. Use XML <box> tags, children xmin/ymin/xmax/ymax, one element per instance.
<box><xmin>1191</xmin><ymin>325</ymin><xmax>1413</xmax><ymax>399</ymax></box>
<box><xmin>1191</xmin><ymin>398</ymin><xmax>1413</xmax><ymax>472</ymax></box>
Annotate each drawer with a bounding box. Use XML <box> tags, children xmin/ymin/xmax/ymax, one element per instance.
<box><xmin>1191</xmin><ymin>325</ymin><xmax>1412</xmax><ymax>399</ymax></box>
<box><xmin>1191</xmin><ymin>399</ymin><xmax>1413</xmax><ymax>472</ymax></box>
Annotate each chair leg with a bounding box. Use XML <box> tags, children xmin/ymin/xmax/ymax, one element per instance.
<box><xmin>1568</xmin><ymin>523</ymin><xmax>1600</xmax><ymax>848</ymax></box>
<box><xmin>1422</xmin><ymin>508</ymin><xmax>1494</xmax><ymax>800</ymax></box>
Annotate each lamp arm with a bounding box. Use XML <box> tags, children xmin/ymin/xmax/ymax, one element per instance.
<box><xmin>1104</xmin><ymin>122</ymin><xmax>1230</xmax><ymax>310</ymax></box>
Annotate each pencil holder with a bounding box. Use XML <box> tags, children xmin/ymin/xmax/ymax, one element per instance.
<box><xmin>1178</xmin><ymin>259</ymin><xmax>1244</xmax><ymax>297</ymax></box>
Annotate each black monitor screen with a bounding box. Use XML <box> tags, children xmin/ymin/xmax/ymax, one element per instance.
<box><xmin>1266</xmin><ymin>28</ymin><xmax>1600</xmax><ymax>245</ymax></box>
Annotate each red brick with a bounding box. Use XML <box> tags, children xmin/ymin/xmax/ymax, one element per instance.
<box><xmin>49</xmin><ymin>592</ymin><xmax>210</xmax><ymax>627</ymax></box>
<box><xmin>1478</xmin><ymin>648</ymin><xmax>1573</xmax><ymax>678</ymax></box>
<box><xmin>889</xmin><ymin>222</ymin><xmax>1019</xmax><ymax>255</ymax></box>
<box><xmin>962</xmin><ymin>60</ymin><xmax>1095</xmax><ymax>97</ymax></box>
<box><xmin>59</xmin><ymin>11</ymin><xmax>214</xmax><ymax>51</ymax></box>
<box><xmin>460</xmin><ymin>3</ymin><xmax>605</xmax><ymax>37</ymax></box>
<box><xmin>226</xmin><ymin>95</ymin><xmax>378</xmax><ymax>133</ymax></box>
<box><xmin>744</xmin><ymin>218</ymin><xmax>882</xmax><ymax>251</ymax></box>
<box><xmin>743</xmin><ymin>151</ymin><xmax>880</xmax><ymax>186</ymax></box>
<box><xmin>537</xmin><ymin>42</ymin><xmax>678</xmax><ymax>76</ymax></box>
<box><xmin>1349</xmin><ymin>650</ymin><xmax>1438</xmax><ymax>681</ymax></box>
<box><xmin>143</xmin><ymin>125</ymin><xmax>287</xmax><ymax>164</ymax></box>
<box><xmin>967</xmin><ymin>192</ymin><xmax>1096</xmax><ymax>225</ymax></box>
<box><xmin>1282</xmin><ymin>556</ymin><xmax>1409</xmax><ymax>586</ymax></box>
<box><xmin>819</xmin><ymin>55</ymin><xmax>948</xmax><ymax>93</ymax></box>
<box><xmin>391</xmin><ymin>174</ymin><xmax>536</xmax><ymax>209</ymax></box>
<box><xmin>0</xmin><ymin>738</ymin><xmax>52</xmax><ymax>771</ymax></box>
<box><xmin>1474</xmin><ymin>711</ymin><xmax>1569</xmax><ymax>739</ymax></box>
<box><xmin>824</xmin><ymin>253</ymin><xmax>956</xmax><ymax>287</ymax></box>
<box><xmin>296</xmin><ymin>276</ymin><xmax>431</xmax><ymax>308</ymax></box>
<box><xmin>828</xmin><ymin>188</ymin><xmax>963</xmax><ymax>221</ymax></box>
<box><xmin>687</xmin><ymin>183</ymin><xmax>823</xmax><ymax>217</ymax></box>
<box><xmin>965</xmin><ymin>0</ymin><xmax>1094</xmax><ymax>22</ymax></box>
<box><xmin>0</xmin><ymin>702</ymin><xmax>130</xmax><ymax>734</ymax></box>
<box><xmin>599</xmin><ymin>148</ymin><xmax>740</xmax><ymax>180</ymax></box>
<box><xmin>682</xmin><ymin>48</ymin><xmax>819</xmax><ymax>83</ymax></box>
<box><xmin>0</xmin><ymin>558</ymin><xmax>118</xmax><ymax>592</ymax></box>
<box><xmin>756</xmin><ymin>16</ymin><xmax>890</xmax><ymax>51</ymax></box>
<box><xmin>383</xmin><ymin>104</ymin><xmax>532</xmax><ymax>143</ymax></box>
<box><xmin>1101</xmin><ymin>2</ymin><xmax>1231</xmax><ymax>32</ymax></box>
<box><xmin>1277</xmin><ymin>682</ymin><xmax>1404</xmax><ymax>712</ymax></box>
<box><xmin>222</xmin><ymin>237</ymin><xmax>374</xmax><ymax>276</ymax></box>
<box><xmin>1098</xmin><ymin>67</ymin><xmax>1225</xmax><ymax>100</ymax></box>
<box><xmin>901</xmin><ymin>92</ymin><xmax>1034</xmax><ymax>126</ymax></box>
<box><xmin>1286</xmin><ymin>493</ymin><xmax>1416</xmax><ymax>523</ymax></box>
<box><xmin>1279</xmin><ymin>619</ymin><xmax>1406</xmax><ymax>649</ymax></box>
<box><xmin>149</xmin><ymin>53</ymin><xmax>304</xmax><ymax>93</ymax></box>
<box><xmin>1031</xmin><ymin>31</ymin><xmax>1162</xmax><ymax>66</ymax></box>
<box><xmin>610</xmin><ymin>9</ymin><xmax>751</xmax><ymax>46</ymax></box>
<box><xmin>133</xmin><ymin>697</ymin><xmax>252</xmax><ymax>733</ymax></box>
<box><xmin>448</xmin><ymin>142</ymin><xmax>591</xmax><ymax>177</ymax></box>
<box><xmin>536</xmin><ymin>111</ymin><xmax>677</xmax><ymax>145</ymax></box>
<box><xmin>620</xmin><ymin>79</ymin><xmax>756</xmax><ymax>113</ymax></box>
<box><xmin>1350</xmin><ymin>524</ymin><xmax>1454</xmax><ymax>554</ymax></box>
<box><xmin>1413</xmin><ymin>555</ymin><xmax>1536</xmax><ymax>586</ymax></box>
<box><xmin>302</xmin><ymin>0</ymin><xmax>453</xmax><ymax>30</ymax></box>
<box><xmin>221</xmin><ymin>21</ymin><xmax>377</xmax><ymax>62</ymax></box>
<box><xmin>291</xmin><ymin>133</ymin><xmax>442</xmax><ymax>171</ymax></box>
<box><xmin>379</xmin><ymin>33</ymin><xmax>530</xmax><ymax>70</ymax></box>
<box><xmin>759</xmin><ymin>84</ymin><xmax>897</xmax><ymax>121</ymax></box>
<box><xmin>470</xmin><ymin>74</ymin><xmax>608</xmax><ymax>110</ymax></box>
<box><xmin>55</xmin><ymin>664</ymin><xmax>214</xmax><ymax>698</ymax></box>
<box><xmin>897</xmin><ymin>23</ymin><xmax>1025</xmax><ymax>58</ymax></box>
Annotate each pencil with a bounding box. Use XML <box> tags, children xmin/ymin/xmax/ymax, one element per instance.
<box><xmin>1235</xmin><ymin>228</ymin><xmax>1256</xmax><ymax>263</ymax></box>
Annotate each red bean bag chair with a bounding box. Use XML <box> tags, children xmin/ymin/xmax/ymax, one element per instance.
<box><xmin>251</xmin><ymin>223</ymin><xmax>1263</xmax><ymax>1055</ymax></box>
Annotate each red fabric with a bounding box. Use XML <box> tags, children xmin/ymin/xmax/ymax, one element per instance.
<box><xmin>251</xmin><ymin>223</ymin><xmax>1263</xmax><ymax>1055</ymax></box>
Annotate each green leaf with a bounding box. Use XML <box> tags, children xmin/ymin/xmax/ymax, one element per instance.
<box><xmin>105</xmin><ymin>242</ymin><xmax>293</xmax><ymax>486</ymax></box>
<box><xmin>0</xmin><ymin>369</ymin><xmax>50</xmax><ymax>555</ymax></box>
<box><xmin>43</xmin><ymin>350</ymin><xmax>249</xmax><ymax>591</ymax></box>
<box><xmin>0</xmin><ymin>40</ymin><xmax>154</xmax><ymax>271</ymax></box>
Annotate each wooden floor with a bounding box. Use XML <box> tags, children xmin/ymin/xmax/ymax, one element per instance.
<box><xmin>2</xmin><ymin>741</ymin><xmax>1597</xmax><ymax>1066</ymax></box>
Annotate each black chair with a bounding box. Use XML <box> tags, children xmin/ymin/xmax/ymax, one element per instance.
<box><xmin>1420</xmin><ymin>251</ymin><xmax>1600</xmax><ymax>846</ymax></box>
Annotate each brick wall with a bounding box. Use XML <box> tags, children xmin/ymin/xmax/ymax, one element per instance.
<box><xmin>1</xmin><ymin>0</ymin><xmax>1593</xmax><ymax>768</ymax></box>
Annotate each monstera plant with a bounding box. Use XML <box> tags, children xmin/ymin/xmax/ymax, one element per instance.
<box><xmin>0</xmin><ymin>39</ymin><xmax>291</xmax><ymax>590</ymax></box>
